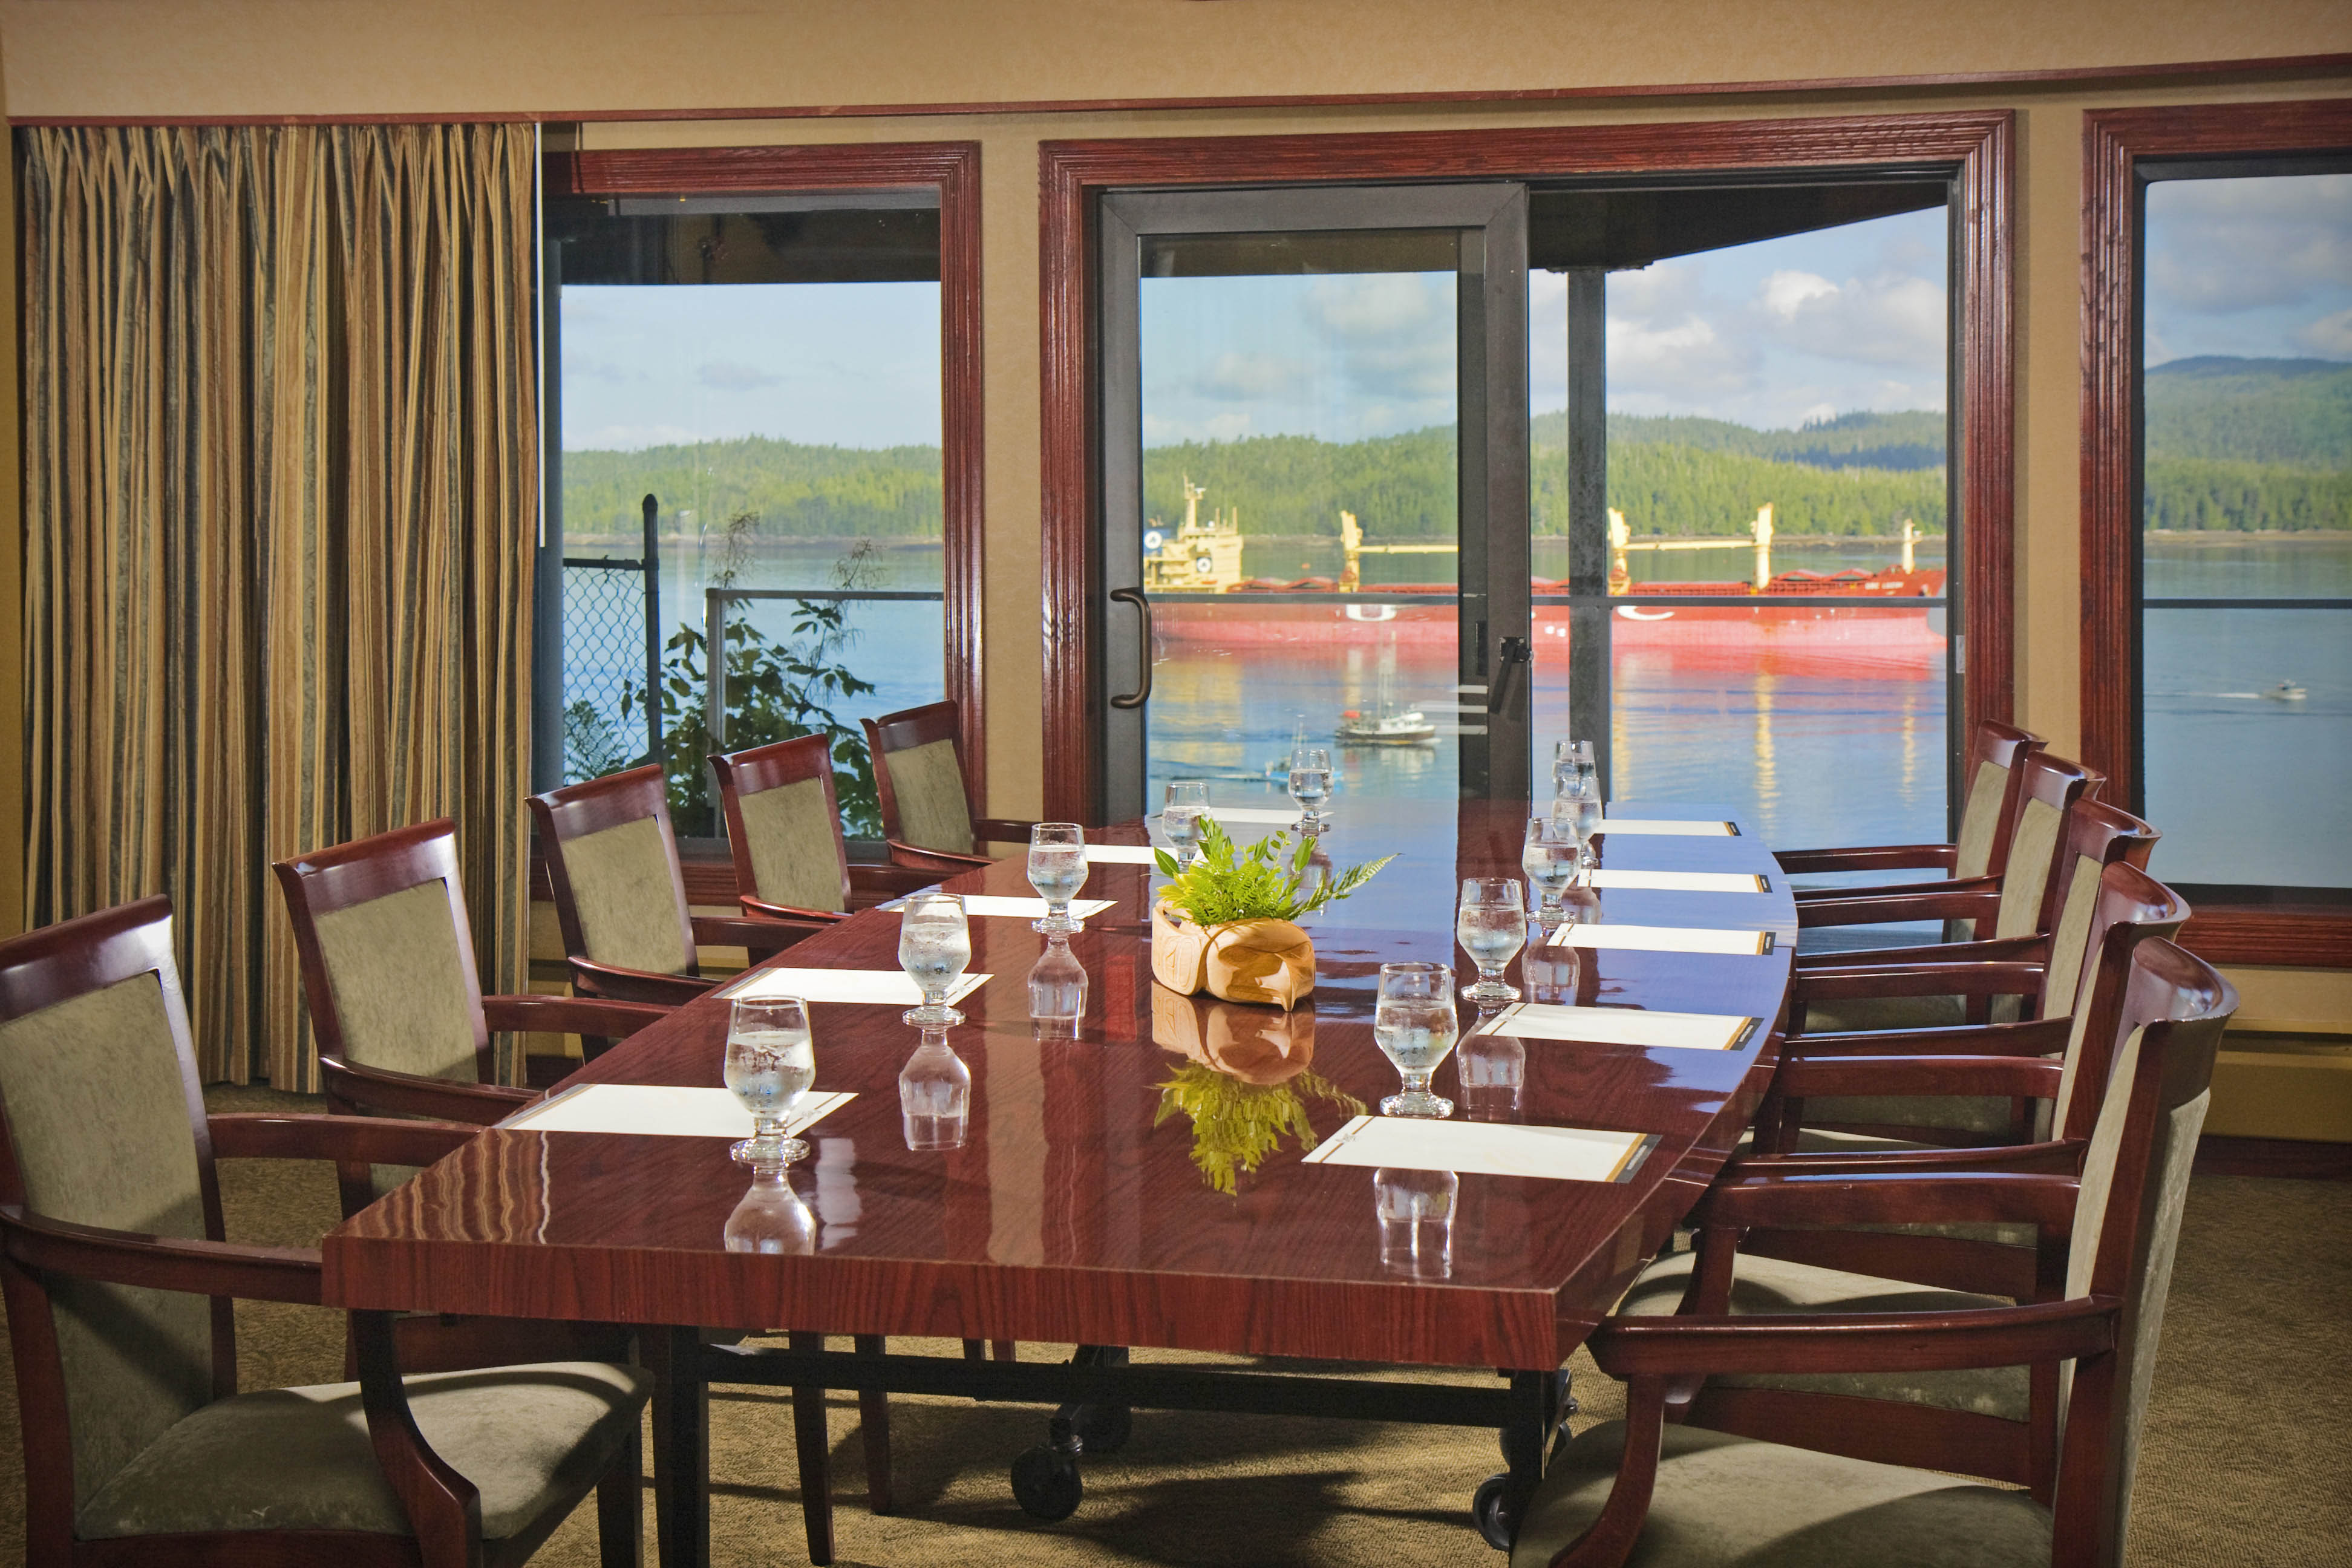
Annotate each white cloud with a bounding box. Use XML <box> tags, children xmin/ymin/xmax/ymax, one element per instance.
<box><xmin>1308</xmin><ymin>273</ymin><xmax>1442</xmax><ymax>338</ymax></box>
<box><xmin>2146</xmin><ymin>173</ymin><xmax>2352</xmax><ymax>317</ymax></box>
<box><xmin>697</xmin><ymin>359</ymin><xmax>782</xmax><ymax>392</ymax></box>
<box><xmin>1753</xmin><ymin>270</ymin><xmax>1945</xmax><ymax>367</ymax></box>
<box><xmin>2291</xmin><ymin>305</ymin><xmax>2352</xmax><ymax>361</ymax></box>
<box><xmin>1761</xmin><ymin>270</ymin><xmax>1838</xmax><ymax>321</ymax></box>
<box><xmin>1195</xmin><ymin>351</ymin><xmax>1310</xmax><ymax>403</ymax></box>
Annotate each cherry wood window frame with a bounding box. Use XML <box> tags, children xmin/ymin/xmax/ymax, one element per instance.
<box><xmin>547</xmin><ymin>142</ymin><xmax>988</xmax><ymax>814</ymax></box>
<box><xmin>1039</xmin><ymin>111</ymin><xmax>2015</xmax><ymax>823</ymax></box>
<box><xmin>2080</xmin><ymin>99</ymin><xmax>2352</xmax><ymax>969</ymax></box>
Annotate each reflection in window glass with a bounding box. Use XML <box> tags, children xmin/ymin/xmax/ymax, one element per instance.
<box><xmin>2139</xmin><ymin>174</ymin><xmax>2352</xmax><ymax>890</ymax></box>
<box><xmin>547</xmin><ymin>204</ymin><xmax>944</xmax><ymax>836</ymax></box>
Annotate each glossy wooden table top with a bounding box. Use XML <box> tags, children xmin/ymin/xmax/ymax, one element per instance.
<box><xmin>324</xmin><ymin>800</ymin><xmax>1791</xmax><ymax>1370</ymax></box>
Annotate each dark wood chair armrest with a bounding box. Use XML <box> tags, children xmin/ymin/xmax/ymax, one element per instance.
<box><xmin>972</xmin><ymin>817</ymin><xmax>1038</xmax><ymax>846</ymax></box>
<box><xmin>321</xmin><ymin>1057</ymin><xmax>538</xmax><ymax>1126</ymax></box>
<box><xmin>0</xmin><ymin>1203</ymin><xmax>322</xmax><ymax>1305</ymax></box>
<box><xmin>1776</xmin><ymin>1054</ymin><xmax>2064</xmax><ymax>1103</ymax></box>
<box><xmin>1792</xmin><ymin>872</ymin><xmax>1999</xmax><ymax>903</ymax></box>
<box><xmin>207</xmin><ymin>1111</ymin><xmax>481</xmax><ymax>1165</ymax></box>
<box><xmin>848</xmin><ymin>862</ymin><xmax>941</xmax><ymax>901</ymax></box>
<box><xmin>1773</xmin><ymin>843</ymin><xmax>1957</xmax><ymax>876</ymax></box>
<box><xmin>737</xmin><ymin>895</ymin><xmax>850</xmax><ymax>926</ymax></box>
<box><xmin>568</xmin><ymin>957</ymin><xmax>718</xmax><ymax>1006</ymax></box>
<box><xmin>1783</xmin><ymin>1014</ymin><xmax>2074</xmax><ymax>1059</ymax></box>
<box><xmin>1726</xmin><ymin>1138</ymin><xmax>2086</xmax><ymax>1177</ymax></box>
<box><xmin>886</xmin><ymin>839</ymin><xmax>992</xmax><ymax>873</ymax></box>
<box><xmin>1791</xmin><ymin>960</ymin><xmax>2042</xmax><ymax>1004</ymax></box>
<box><xmin>1795</xmin><ymin>887</ymin><xmax>2002</xmax><ymax>928</ymax></box>
<box><xmin>1690</xmin><ymin>1169</ymin><xmax>2077</xmax><ymax>1233</ymax></box>
<box><xmin>351</xmin><ymin>1309</ymin><xmax>480</xmax><ymax>1558</ymax></box>
<box><xmin>691</xmin><ymin>913</ymin><xmax>805</xmax><ymax>958</ymax></box>
<box><xmin>1590</xmin><ymin>1296</ymin><xmax>2115</xmax><ymax>1379</ymax></box>
<box><xmin>481</xmin><ymin>993</ymin><xmax>673</xmax><ymax>1041</ymax></box>
<box><xmin>1795</xmin><ymin>932</ymin><xmax>2048</xmax><ymax>970</ymax></box>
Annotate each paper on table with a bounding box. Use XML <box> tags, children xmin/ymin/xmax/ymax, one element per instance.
<box><xmin>1473</xmin><ymin>1003</ymin><xmax>1755</xmax><ymax>1051</ymax></box>
<box><xmin>717</xmin><ymin>969</ymin><xmax>990</xmax><ymax>1006</ymax></box>
<box><xmin>1586</xmin><ymin>869</ymin><xmax>1766</xmax><ymax>893</ymax></box>
<box><xmin>1304</xmin><ymin>1116</ymin><xmax>1655</xmax><ymax>1184</ymax></box>
<box><xmin>503</xmin><ymin>1084</ymin><xmax>855</xmax><ymax>1139</ymax></box>
<box><xmin>1085</xmin><ymin>844</ymin><xmax>1161</xmax><ymax>864</ymax></box>
<box><xmin>1596</xmin><ymin>818</ymin><xmax>1735</xmax><ymax>837</ymax></box>
<box><xmin>934</xmin><ymin>895</ymin><xmax>1116</xmax><ymax>920</ymax></box>
<box><xmin>1550</xmin><ymin>922</ymin><xmax>1771</xmax><ymax>956</ymax></box>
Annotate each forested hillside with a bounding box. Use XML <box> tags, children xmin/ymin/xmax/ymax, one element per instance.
<box><xmin>560</xmin><ymin>359</ymin><xmax>2348</xmax><ymax>542</ymax></box>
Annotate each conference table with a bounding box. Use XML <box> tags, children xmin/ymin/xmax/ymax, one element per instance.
<box><xmin>322</xmin><ymin>797</ymin><xmax>1796</xmax><ymax>1566</ymax></box>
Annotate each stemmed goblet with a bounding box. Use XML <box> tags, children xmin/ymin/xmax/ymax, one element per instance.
<box><xmin>1373</xmin><ymin>960</ymin><xmax>1459</xmax><ymax>1119</ymax></box>
<box><xmin>1521</xmin><ymin>812</ymin><xmax>1580</xmax><ymax>923</ymax></box>
<box><xmin>898</xmin><ymin>892</ymin><xmax>972</xmax><ymax>1028</ymax></box>
<box><xmin>1161</xmin><ymin>780</ymin><xmax>1210</xmax><ymax>864</ymax></box>
<box><xmin>724</xmin><ymin>996</ymin><xmax>815</xmax><ymax>1166</ymax></box>
<box><xmin>1287</xmin><ymin>747</ymin><xmax>1333</xmax><ymax>835</ymax></box>
<box><xmin>1456</xmin><ymin>877</ymin><xmax>1527</xmax><ymax>1005</ymax></box>
<box><xmin>1027</xmin><ymin>822</ymin><xmax>1089</xmax><ymax>934</ymax></box>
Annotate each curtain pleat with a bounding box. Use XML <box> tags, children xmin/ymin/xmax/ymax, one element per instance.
<box><xmin>21</xmin><ymin>124</ymin><xmax>537</xmax><ymax>1088</ymax></box>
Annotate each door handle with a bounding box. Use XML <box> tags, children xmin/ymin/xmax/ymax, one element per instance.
<box><xmin>1487</xmin><ymin>636</ymin><xmax>1530</xmax><ymax>714</ymax></box>
<box><xmin>1110</xmin><ymin>587</ymin><xmax>1154</xmax><ymax>710</ymax></box>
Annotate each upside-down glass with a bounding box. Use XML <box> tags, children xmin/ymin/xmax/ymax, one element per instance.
<box><xmin>1027</xmin><ymin>936</ymin><xmax>1088</xmax><ymax>1039</ymax></box>
<box><xmin>1027</xmin><ymin>822</ymin><xmax>1090</xmax><ymax>933</ymax></box>
<box><xmin>1522</xmin><ymin>812</ymin><xmax>1580</xmax><ymax>919</ymax></box>
<box><xmin>1455</xmin><ymin>1030</ymin><xmax>1526</xmax><ymax>1122</ymax></box>
<box><xmin>1288</xmin><ymin>747</ymin><xmax>1333</xmax><ymax>834</ymax></box>
<box><xmin>1373</xmin><ymin>1166</ymin><xmax>1460</xmax><ymax>1279</ymax></box>
<box><xmin>897</xmin><ymin>892</ymin><xmax>972</xmax><ymax>1027</ymax></box>
<box><xmin>723</xmin><ymin>1160</ymin><xmax>818</xmax><ymax>1253</ymax></box>
<box><xmin>1162</xmin><ymin>780</ymin><xmax>1211</xmax><ymax>863</ymax></box>
<box><xmin>724</xmin><ymin>996</ymin><xmax>816</xmax><ymax>1166</ymax></box>
<box><xmin>1456</xmin><ymin>877</ymin><xmax>1527</xmax><ymax>1005</ymax></box>
<box><xmin>898</xmin><ymin>1028</ymin><xmax>971</xmax><ymax>1151</ymax></box>
<box><xmin>1374</xmin><ymin>961</ymin><xmax>1459</xmax><ymax>1118</ymax></box>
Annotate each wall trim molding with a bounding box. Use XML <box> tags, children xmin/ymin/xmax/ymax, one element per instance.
<box><xmin>550</xmin><ymin>142</ymin><xmax>991</xmax><ymax>811</ymax></box>
<box><xmin>10</xmin><ymin>51</ymin><xmax>2350</xmax><ymax>129</ymax></box>
<box><xmin>1037</xmin><ymin>111</ymin><xmax>2014</xmax><ymax>822</ymax></box>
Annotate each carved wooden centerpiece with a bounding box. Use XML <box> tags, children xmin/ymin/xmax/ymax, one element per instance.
<box><xmin>1148</xmin><ymin>822</ymin><xmax>1391</xmax><ymax>1013</ymax></box>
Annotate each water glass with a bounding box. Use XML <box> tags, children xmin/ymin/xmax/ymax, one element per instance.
<box><xmin>1373</xmin><ymin>961</ymin><xmax>1459</xmax><ymax>1119</ymax></box>
<box><xmin>723</xmin><ymin>1161</ymin><xmax>817</xmax><ymax>1253</ymax></box>
<box><xmin>1287</xmin><ymin>747</ymin><xmax>1333</xmax><ymax>834</ymax></box>
<box><xmin>1027</xmin><ymin>936</ymin><xmax>1088</xmax><ymax>1037</ymax></box>
<box><xmin>1455</xmin><ymin>1031</ymin><xmax>1526</xmax><ymax>1122</ymax></box>
<box><xmin>724</xmin><ymin>996</ymin><xmax>815</xmax><ymax>1166</ymax></box>
<box><xmin>1456</xmin><ymin>877</ymin><xmax>1527</xmax><ymax>1005</ymax></box>
<box><xmin>1522</xmin><ymin>812</ymin><xmax>1580</xmax><ymax>918</ymax></box>
<box><xmin>898</xmin><ymin>892</ymin><xmax>972</xmax><ymax>1028</ymax></box>
<box><xmin>1374</xmin><ymin>1167</ymin><xmax>1459</xmax><ymax>1279</ymax></box>
<box><xmin>1161</xmin><ymin>780</ymin><xmax>1211</xmax><ymax>863</ymax></box>
<box><xmin>898</xmin><ymin>1030</ymin><xmax>971</xmax><ymax>1151</ymax></box>
<box><xmin>1027</xmin><ymin>822</ymin><xmax>1090</xmax><ymax>933</ymax></box>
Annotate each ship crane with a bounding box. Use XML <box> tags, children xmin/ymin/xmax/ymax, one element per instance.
<box><xmin>1337</xmin><ymin>510</ymin><xmax>1459</xmax><ymax>591</ymax></box>
<box><xmin>1606</xmin><ymin>509</ymin><xmax>1920</xmax><ymax>593</ymax></box>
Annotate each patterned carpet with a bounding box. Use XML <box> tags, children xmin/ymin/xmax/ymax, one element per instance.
<box><xmin>0</xmin><ymin>1084</ymin><xmax>2342</xmax><ymax>1566</ymax></box>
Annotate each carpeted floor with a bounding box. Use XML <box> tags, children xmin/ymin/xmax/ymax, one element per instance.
<box><xmin>0</xmin><ymin>1083</ymin><xmax>2343</xmax><ymax>1565</ymax></box>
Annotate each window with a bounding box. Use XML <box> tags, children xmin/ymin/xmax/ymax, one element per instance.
<box><xmin>538</xmin><ymin>147</ymin><xmax>982</xmax><ymax>839</ymax></box>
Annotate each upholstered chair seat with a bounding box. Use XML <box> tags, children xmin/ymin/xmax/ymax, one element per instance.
<box><xmin>1509</xmin><ymin>1422</ymin><xmax>2054</xmax><ymax>1568</ymax></box>
<box><xmin>76</xmin><ymin>1361</ymin><xmax>648</xmax><ymax>1541</ymax></box>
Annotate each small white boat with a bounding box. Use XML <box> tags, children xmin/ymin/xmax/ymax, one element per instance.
<box><xmin>2262</xmin><ymin>681</ymin><xmax>2308</xmax><ymax>702</ymax></box>
<box><xmin>1336</xmin><ymin>705</ymin><xmax>1438</xmax><ymax>745</ymax></box>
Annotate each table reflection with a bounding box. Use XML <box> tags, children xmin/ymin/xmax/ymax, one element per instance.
<box><xmin>1374</xmin><ymin>1166</ymin><xmax>1459</xmax><ymax>1280</ymax></box>
<box><xmin>1028</xmin><ymin>936</ymin><xmax>1088</xmax><ymax>1039</ymax></box>
<box><xmin>724</xmin><ymin>1159</ymin><xmax>817</xmax><ymax>1255</ymax></box>
<box><xmin>898</xmin><ymin>1028</ymin><xmax>971</xmax><ymax>1151</ymax></box>
<box><xmin>1454</xmin><ymin>1030</ymin><xmax>1526</xmax><ymax>1122</ymax></box>
<box><xmin>1151</xmin><ymin>988</ymin><xmax>1363</xmax><ymax>1194</ymax></box>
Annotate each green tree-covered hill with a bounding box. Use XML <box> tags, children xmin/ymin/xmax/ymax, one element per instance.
<box><xmin>2144</xmin><ymin>357</ymin><xmax>2350</xmax><ymax>469</ymax></box>
<box><xmin>562</xmin><ymin>438</ymin><xmax>941</xmax><ymax>541</ymax></box>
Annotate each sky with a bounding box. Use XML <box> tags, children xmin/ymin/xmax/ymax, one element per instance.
<box><xmin>2144</xmin><ymin>172</ymin><xmax>2352</xmax><ymax>366</ymax></box>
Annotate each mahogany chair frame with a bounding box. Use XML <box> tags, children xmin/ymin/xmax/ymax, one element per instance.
<box><xmin>0</xmin><ymin>898</ymin><xmax>642</xmax><ymax>1568</ymax></box>
<box><xmin>1544</xmin><ymin>939</ymin><xmax>2233</xmax><ymax>1567</ymax></box>
<box><xmin>707</xmin><ymin>734</ymin><xmax>932</xmax><ymax>927</ymax></box>
<box><xmin>861</xmin><ymin>701</ymin><xmax>1036</xmax><ymax>872</ymax></box>
<box><xmin>1777</xmin><ymin>719</ymin><xmax>2041</xmax><ymax>896</ymax></box>
<box><xmin>531</xmin><ymin>765</ymin><xmax>814</xmax><ymax>1005</ymax></box>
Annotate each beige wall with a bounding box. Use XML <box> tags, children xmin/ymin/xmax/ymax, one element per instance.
<box><xmin>0</xmin><ymin>31</ymin><xmax>19</xmax><ymax>938</ymax></box>
<box><xmin>5</xmin><ymin>4</ymin><xmax>2349</xmax><ymax>1024</ymax></box>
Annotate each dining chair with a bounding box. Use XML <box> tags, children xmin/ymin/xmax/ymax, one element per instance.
<box><xmin>0</xmin><ymin>896</ymin><xmax>649</xmax><ymax>1568</ymax></box>
<box><xmin>1513</xmin><ymin>936</ymin><xmax>2233</xmax><ymax>1568</ymax></box>
<box><xmin>709</xmin><ymin>734</ymin><xmax>931</xmax><ymax>923</ymax></box>
<box><xmin>1775</xmin><ymin>719</ymin><xmax>2042</xmax><ymax>897</ymax></box>
<box><xmin>531</xmin><ymin>764</ymin><xmax>812</xmax><ymax>1005</ymax></box>
<box><xmin>861</xmin><ymin>700</ymin><xmax>1035</xmax><ymax>872</ymax></box>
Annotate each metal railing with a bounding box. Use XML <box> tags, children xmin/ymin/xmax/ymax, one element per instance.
<box><xmin>703</xmin><ymin>586</ymin><xmax>944</xmax><ymax>748</ymax></box>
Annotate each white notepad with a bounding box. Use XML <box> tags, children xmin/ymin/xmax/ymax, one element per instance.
<box><xmin>503</xmin><ymin>1084</ymin><xmax>855</xmax><ymax>1139</ymax></box>
<box><xmin>1304</xmin><ymin>1116</ymin><xmax>1655</xmax><ymax>1183</ymax></box>
<box><xmin>1586</xmin><ymin>869</ymin><xmax>1766</xmax><ymax>893</ymax></box>
<box><xmin>1550</xmin><ymin>922</ymin><xmax>1772</xmax><ymax>956</ymax></box>
<box><xmin>1596</xmin><ymin>818</ymin><xmax>1736</xmax><ymax>837</ymax></box>
<box><xmin>716</xmin><ymin>968</ymin><xmax>990</xmax><ymax>1006</ymax></box>
<box><xmin>1085</xmin><ymin>844</ymin><xmax>1161</xmax><ymax>864</ymax></box>
<box><xmin>1204</xmin><ymin>806</ymin><xmax>1305</xmax><ymax>825</ymax></box>
<box><xmin>926</xmin><ymin>895</ymin><xmax>1116</xmax><ymax>920</ymax></box>
<box><xmin>1473</xmin><ymin>1003</ymin><xmax>1756</xmax><ymax>1051</ymax></box>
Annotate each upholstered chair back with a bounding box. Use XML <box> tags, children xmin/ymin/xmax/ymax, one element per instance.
<box><xmin>2047</xmin><ymin>861</ymin><xmax>2190</xmax><ymax>1143</ymax></box>
<box><xmin>530</xmin><ymin>764</ymin><xmax>698</xmax><ymax>977</ymax></box>
<box><xmin>2054</xmin><ymin>938</ymin><xmax>2232</xmax><ymax>1561</ymax></box>
<box><xmin>275</xmin><ymin>820</ymin><xmax>489</xmax><ymax>1085</ymax></box>
<box><xmin>863</xmin><ymin>702</ymin><xmax>978</xmax><ymax>856</ymax></box>
<box><xmin>1987</xmin><ymin>795</ymin><xmax>2162</xmax><ymax>1028</ymax></box>
<box><xmin>712</xmin><ymin>735</ymin><xmax>852</xmax><ymax>915</ymax></box>
<box><xmin>0</xmin><ymin>898</ymin><xmax>226</xmax><ymax>1514</ymax></box>
<box><xmin>1951</xmin><ymin>719</ymin><xmax>2041</xmax><ymax>880</ymax></box>
<box><xmin>1987</xmin><ymin>751</ymin><xmax>2096</xmax><ymax>941</ymax></box>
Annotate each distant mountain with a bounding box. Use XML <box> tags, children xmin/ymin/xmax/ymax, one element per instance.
<box><xmin>1535</xmin><ymin>408</ymin><xmax>1947</xmax><ymax>473</ymax></box>
<box><xmin>2144</xmin><ymin>356</ymin><xmax>2351</xmax><ymax>470</ymax></box>
<box><xmin>562</xmin><ymin>437</ymin><xmax>941</xmax><ymax>541</ymax></box>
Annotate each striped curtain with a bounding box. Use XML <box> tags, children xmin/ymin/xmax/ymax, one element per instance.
<box><xmin>19</xmin><ymin>125</ymin><xmax>538</xmax><ymax>1088</ymax></box>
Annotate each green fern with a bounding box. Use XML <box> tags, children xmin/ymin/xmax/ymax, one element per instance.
<box><xmin>1154</xmin><ymin>818</ymin><xmax>1393</xmax><ymax>925</ymax></box>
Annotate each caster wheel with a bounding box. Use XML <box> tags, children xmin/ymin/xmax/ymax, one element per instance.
<box><xmin>1472</xmin><ymin>1472</ymin><xmax>1517</xmax><ymax>1552</ymax></box>
<box><xmin>1011</xmin><ymin>1443</ymin><xmax>1083</xmax><ymax>1521</ymax></box>
<box><xmin>1071</xmin><ymin>1402</ymin><xmax>1132</xmax><ymax>1455</ymax></box>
